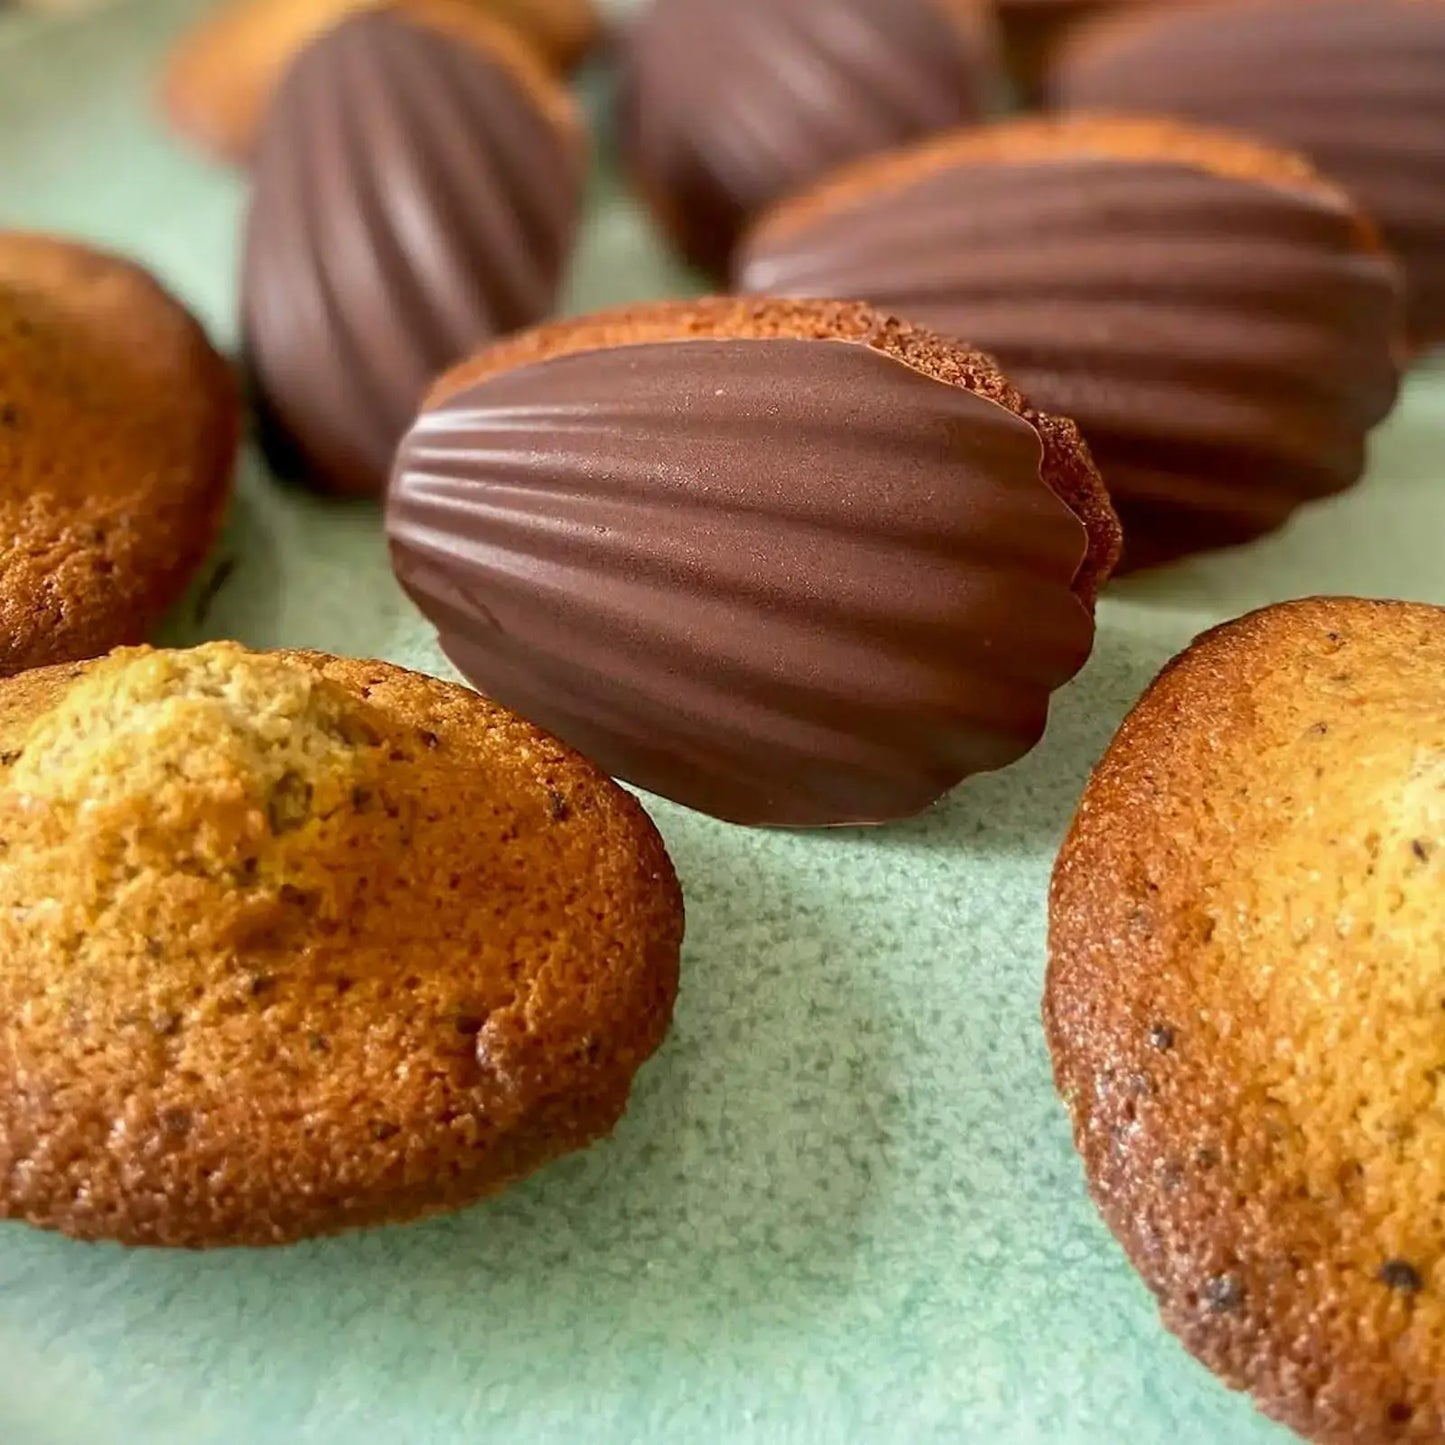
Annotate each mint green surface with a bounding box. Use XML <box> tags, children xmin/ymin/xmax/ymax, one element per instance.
<box><xmin>0</xmin><ymin>4</ymin><xmax>1442</xmax><ymax>1441</ymax></box>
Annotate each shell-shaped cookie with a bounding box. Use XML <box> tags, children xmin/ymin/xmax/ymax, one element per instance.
<box><xmin>388</xmin><ymin>300</ymin><xmax>1115</xmax><ymax>827</ymax></box>
<box><xmin>241</xmin><ymin>3</ymin><xmax>586</xmax><ymax>497</ymax></box>
<box><xmin>0</xmin><ymin>643</ymin><xmax>681</xmax><ymax>1247</ymax></box>
<box><xmin>1047</xmin><ymin>597</ymin><xmax>1445</xmax><ymax>1440</ymax></box>
<box><xmin>619</xmin><ymin>0</ymin><xmax>1000</xmax><ymax>275</ymax></box>
<box><xmin>0</xmin><ymin>233</ymin><xmax>238</xmax><ymax>677</ymax></box>
<box><xmin>1048</xmin><ymin>0</ymin><xmax>1445</xmax><ymax>350</ymax></box>
<box><xmin>738</xmin><ymin>119</ymin><xmax>1404</xmax><ymax>570</ymax></box>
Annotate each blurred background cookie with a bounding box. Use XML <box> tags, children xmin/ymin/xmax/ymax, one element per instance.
<box><xmin>739</xmin><ymin>115</ymin><xmax>1404</xmax><ymax>571</ymax></box>
<box><xmin>1048</xmin><ymin>0</ymin><xmax>1445</xmax><ymax>352</ymax></box>
<box><xmin>1047</xmin><ymin>596</ymin><xmax>1445</xmax><ymax>1441</ymax></box>
<box><xmin>159</xmin><ymin>0</ymin><xmax>598</xmax><ymax>166</ymax></box>
<box><xmin>0</xmin><ymin>232</ymin><xmax>238</xmax><ymax>677</ymax></box>
<box><xmin>991</xmin><ymin>0</ymin><xmax>1163</xmax><ymax>100</ymax></box>
<box><xmin>7</xmin><ymin>0</ymin><xmax>116</xmax><ymax>12</ymax></box>
<box><xmin>241</xmin><ymin>0</ymin><xmax>587</xmax><ymax>498</ymax></box>
<box><xmin>0</xmin><ymin>641</ymin><xmax>683</xmax><ymax>1247</ymax></box>
<box><xmin>618</xmin><ymin>0</ymin><xmax>1001</xmax><ymax>276</ymax></box>
<box><xmin>388</xmin><ymin>296</ymin><xmax>1119</xmax><ymax>826</ymax></box>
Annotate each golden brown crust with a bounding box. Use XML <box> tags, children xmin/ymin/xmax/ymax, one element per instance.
<box><xmin>158</xmin><ymin>0</ymin><xmax>595</xmax><ymax>167</ymax></box>
<box><xmin>160</xmin><ymin>0</ymin><xmax>366</xmax><ymax>166</ymax></box>
<box><xmin>476</xmin><ymin>0</ymin><xmax>599</xmax><ymax>68</ymax></box>
<box><xmin>746</xmin><ymin>112</ymin><xmax>1387</xmax><ymax>256</ymax></box>
<box><xmin>0</xmin><ymin>643</ymin><xmax>683</xmax><ymax>1247</ymax></box>
<box><xmin>428</xmin><ymin>296</ymin><xmax>1122</xmax><ymax>606</ymax></box>
<box><xmin>1046</xmin><ymin>597</ymin><xmax>1445</xmax><ymax>1442</ymax></box>
<box><xmin>0</xmin><ymin>233</ymin><xmax>239</xmax><ymax>679</ymax></box>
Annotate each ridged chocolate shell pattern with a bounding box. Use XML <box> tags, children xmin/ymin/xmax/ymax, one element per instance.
<box><xmin>619</xmin><ymin>0</ymin><xmax>997</xmax><ymax>275</ymax></box>
<box><xmin>388</xmin><ymin>338</ymin><xmax>1095</xmax><ymax>827</ymax></box>
<box><xmin>739</xmin><ymin>159</ymin><xmax>1402</xmax><ymax>569</ymax></box>
<box><xmin>241</xmin><ymin>9</ymin><xmax>584</xmax><ymax>497</ymax></box>
<box><xmin>1048</xmin><ymin>0</ymin><xmax>1445</xmax><ymax>349</ymax></box>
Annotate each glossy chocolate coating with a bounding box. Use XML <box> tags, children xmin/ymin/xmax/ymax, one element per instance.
<box><xmin>388</xmin><ymin>337</ymin><xmax>1095</xmax><ymax>826</ymax></box>
<box><xmin>241</xmin><ymin>8</ymin><xmax>584</xmax><ymax>497</ymax></box>
<box><xmin>619</xmin><ymin>0</ymin><xmax>998</xmax><ymax>276</ymax></box>
<box><xmin>1049</xmin><ymin>0</ymin><xmax>1445</xmax><ymax>349</ymax></box>
<box><xmin>739</xmin><ymin>158</ymin><xmax>1402</xmax><ymax>569</ymax></box>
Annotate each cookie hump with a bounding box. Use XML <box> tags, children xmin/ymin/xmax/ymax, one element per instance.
<box><xmin>240</xmin><ymin>3</ymin><xmax>586</xmax><ymax>497</ymax></box>
<box><xmin>1047</xmin><ymin>597</ymin><xmax>1445</xmax><ymax>1441</ymax></box>
<box><xmin>0</xmin><ymin>233</ymin><xmax>238</xmax><ymax>676</ymax></box>
<box><xmin>0</xmin><ymin>643</ymin><xmax>682</xmax><ymax>1247</ymax></box>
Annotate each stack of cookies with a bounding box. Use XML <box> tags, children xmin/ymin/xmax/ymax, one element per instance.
<box><xmin>0</xmin><ymin>1</ymin><xmax>1442</xmax><ymax>1435</ymax></box>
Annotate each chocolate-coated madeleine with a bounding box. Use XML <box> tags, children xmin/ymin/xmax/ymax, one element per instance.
<box><xmin>241</xmin><ymin>1</ymin><xmax>586</xmax><ymax>498</ymax></box>
<box><xmin>1049</xmin><ymin>0</ymin><xmax>1445</xmax><ymax>351</ymax></box>
<box><xmin>618</xmin><ymin>0</ymin><xmax>1001</xmax><ymax>276</ymax></box>
<box><xmin>160</xmin><ymin>0</ymin><xmax>600</xmax><ymax>167</ymax></box>
<box><xmin>1047</xmin><ymin>598</ymin><xmax>1445</xmax><ymax>1441</ymax></box>
<box><xmin>738</xmin><ymin>116</ymin><xmax>1404</xmax><ymax>571</ymax></box>
<box><xmin>387</xmin><ymin>298</ymin><xmax>1120</xmax><ymax>828</ymax></box>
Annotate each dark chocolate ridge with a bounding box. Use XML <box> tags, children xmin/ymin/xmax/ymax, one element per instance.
<box><xmin>418</xmin><ymin>332</ymin><xmax>1091</xmax><ymax>605</ymax></box>
<box><xmin>425</xmin><ymin>297</ymin><xmax>1120</xmax><ymax>605</ymax></box>
<box><xmin>388</xmin><ymin>0</ymin><xmax>587</xmax><ymax>143</ymax></box>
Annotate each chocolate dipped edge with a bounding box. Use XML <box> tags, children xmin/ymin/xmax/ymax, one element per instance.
<box><xmin>740</xmin><ymin>113</ymin><xmax>1390</xmax><ymax>261</ymax></box>
<box><xmin>415</xmin><ymin>297</ymin><xmax>1122</xmax><ymax>606</ymax></box>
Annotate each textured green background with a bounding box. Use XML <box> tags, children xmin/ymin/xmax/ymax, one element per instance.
<box><xmin>0</xmin><ymin>2</ymin><xmax>1442</xmax><ymax>1441</ymax></box>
